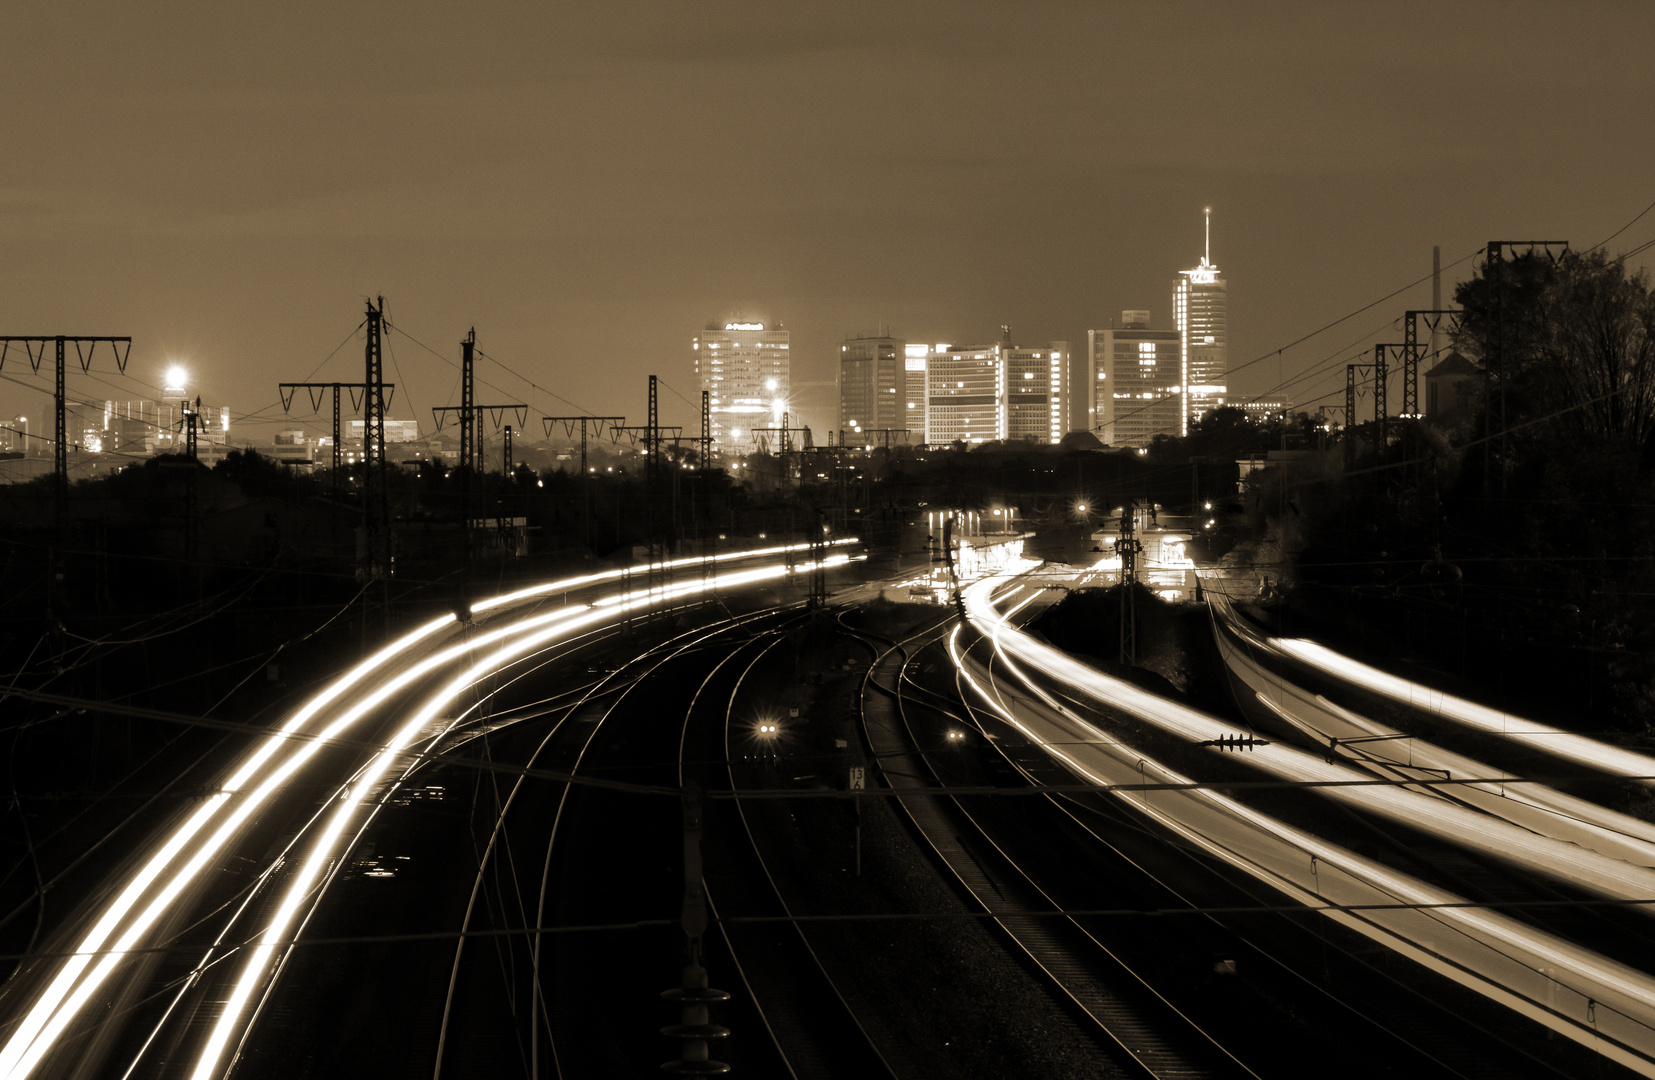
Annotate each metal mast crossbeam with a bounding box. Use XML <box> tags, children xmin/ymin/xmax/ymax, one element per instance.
<box><xmin>432</xmin><ymin>403</ymin><xmax>528</xmax><ymax>470</ymax></box>
<box><xmin>541</xmin><ymin>415</ymin><xmax>625</xmax><ymax>474</ymax></box>
<box><xmin>1400</xmin><ymin>309</ymin><xmax>1463</xmax><ymax>418</ymax></box>
<box><xmin>277</xmin><ymin>381</ymin><xmax>392</xmax><ymax>494</ymax></box>
<box><xmin>0</xmin><ymin>335</ymin><xmax>131</xmax><ymax>495</ymax></box>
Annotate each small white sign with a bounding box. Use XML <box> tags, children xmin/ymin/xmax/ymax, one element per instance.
<box><xmin>848</xmin><ymin>766</ymin><xmax>865</xmax><ymax>791</ymax></box>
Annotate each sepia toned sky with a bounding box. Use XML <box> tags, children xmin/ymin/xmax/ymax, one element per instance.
<box><xmin>2</xmin><ymin>1</ymin><xmax>1652</xmax><ymax>442</ymax></box>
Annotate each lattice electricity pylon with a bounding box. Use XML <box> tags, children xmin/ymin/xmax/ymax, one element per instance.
<box><xmin>1400</xmin><ymin>309</ymin><xmax>1463</xmax><ymax>418</ymax></box>
<box><xmin>178</xmin><ymin>396</ymin><xmax>207</xmax><ymax>461</ymax></box>
<box><xmin>177</xmin><ymin>396</ymin><xmax>208</xmax><ymax>581</ymax></box>
<box><xmin>1345</xmin><ymin>363</ymin><xmax>1373</xmax><ymax>468</ymax></box>
<box><xmin>1114</xmin><ymin>501</ymin><xmax>1143</xmax><ymax>666</ymax></box>
<box><xmin>277</xmin><ymin>381</ymin><xmax>393</xmax><ymax>495</ymax></box>
<box><xmin>361</xmin><ymin>299</ymin><xmax>393</xmax><ymax>580</ymax></box>
<box><xmin>1373</xmin><ymin>343</ymin><xmax>1411</xmax><ymax>447</ymax></box>
<box><xmin>0</xmin><ymin>335</ymin><xmax>131</xmax><ymax>496</ymax></box>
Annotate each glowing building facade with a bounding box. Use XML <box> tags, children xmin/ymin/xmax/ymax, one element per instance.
<box><xmin>102</xmin><ymin>400</ymin><xmax>231</xmax><ymax>454</ymax></box>
<box><xmin>922</xmin><ymin>327</ymin><xmax>1067</xmax><ymax>446</ymax></box>
<box><xmin>838</xmin><ymin>334</ymin><xmax>907</xmax><ymax>445</ymax></box>
<box><xmin>1175</xmin><ymin>210</ymin><xmax>1228</xmax><ymax>432</ymax></box>
<box><xmin>1088</xmin><ymin>311</ymin><xmax>1182</xmax><ymax>447</ymax></box>
<box><xmin>693</xmin><ymin>317</ymin><xmax>790</xmax><ymax>454</ymax></box>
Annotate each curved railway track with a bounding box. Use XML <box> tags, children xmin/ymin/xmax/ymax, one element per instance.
<box><xmin>843</xmin><ymin>612</ymin><xmax>1253</xmax><ymax>1079</ymax></box>
<box><xmin>953</xmin><ymin>564</ymin><xmax>1638</xmax><ymax>1078</ymax></box>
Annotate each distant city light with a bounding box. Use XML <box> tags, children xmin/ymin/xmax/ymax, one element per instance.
<box><xmin>164</xmin><ymin>365</ymin><xmax>187</xmax><ymax>395</ymax></box>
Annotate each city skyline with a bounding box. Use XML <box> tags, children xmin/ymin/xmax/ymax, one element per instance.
<box><xmin>2</xmin><ymin>4</ymin><xmax>1651</xmax><ymax>450</ymax></box>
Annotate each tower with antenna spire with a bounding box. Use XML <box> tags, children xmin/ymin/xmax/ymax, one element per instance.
<box><xmin>1175</xmin><ymin>207</ymin><xmax>1228</xmax><ymax>433</ymax></box>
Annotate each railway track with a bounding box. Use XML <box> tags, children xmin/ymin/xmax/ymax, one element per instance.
<box><xmin>677</xmin><ymin>616</ymin><xmax>896</xmax><ymax>1079</ymax></box>
<box><xmin>957</xmin><ymin>565</ymin><xmax>1636</xmax><ymax>1078</ymax></box>
<box><xmin>843</xmin><ymin>614</ymin><xmax>1250</xmax><ymax>1079</ymax></box>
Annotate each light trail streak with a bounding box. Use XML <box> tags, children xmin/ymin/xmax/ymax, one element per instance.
<box><xmin>3</xmin><ymin>548</ymin><xmax>843</xmax><ymax>1079</ymax></box>
<box><xmin>0</xmin><ymin>604</ymin><xmax>606</xmax><ymax>1079</ymax></box>
<box><xmin>193</xmin><ymin>557</ymin><xmax>829</xmax><ymax>1079</ymax></box>
<box><xmin>1215</xmin><ymin>619</ymin><xmax>1655</xmax><ymax>868</ymax></box>
<box><xmin>0</xmin><ymin>613</ymin><xmax>460</xmax><ymax>1080</ymax></box>
<box><xmin>469</xmin><ymin>538</ymin><xmax>857</xmax><ymax>614</ymax></box>
<box><xmin>951</xmin><ymin>564</ymin><xmax>1655</xmax><ymax>1069</ymax></box>
<box><xmin>1271</xmin><ymin>636</ymin><xmax>1655</xmax><ymax>787</ymax></box>
<box><xmin>958</xmin><ymin>566</ymin><xmax>1655</xmax><ymax>907</ymax></box>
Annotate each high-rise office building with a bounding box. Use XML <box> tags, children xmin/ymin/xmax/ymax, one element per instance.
<box><xmin>1088</xmin><ymin>311</ymin><xmax>1182</xmax><ymax>448</ymax></box>
<box><xmin>1175</xmin><ymin>208</ymin><xmax>1228</xmax><ymax>433</ymax></box>
<box><xmin>903</xmin><ymin>343</ymin><xmax>928</xmax><ymax>436</ymax></box>
<box><xmin>693</xmin><ymin>317</ymin><xmax>790</xmax><ymax>454</ymax></box>
<box><xmin>922</xmin><ymin>327</ymin><xmax>1067</xmax><ymax>446</ymax></box>
<box><xmin>838</xmin><ymin>334</ymin><xmax>906</xmax><ymax>445</ymax></box>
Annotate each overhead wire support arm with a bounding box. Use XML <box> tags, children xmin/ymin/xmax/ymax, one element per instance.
<box><xmin>431</xmin><ymin>402</ymin><xmax>529</xmax><ymax>471</ymax></box>
<box><xmin>0</xmin><ymin>335</ymin><xmax>133</xmax><ymax>497</ymax></box>
<box><xmin>541</xmin><ymin>416</ymin><xmax>625</xmax><ymax>475</ymax></box>
<box><xmin>1399</xmin><ymin>309</ymin><xmax>1463</xmax><ymax>419</ymax></box>
<box><xmin>276</xmin><ymin>381</ymin><xmax>393</xmax><ymax>494</ymax></box>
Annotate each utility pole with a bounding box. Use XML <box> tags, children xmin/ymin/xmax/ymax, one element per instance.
<box><xmin>662</xmin><ymin>785</ymin><xmax>730</xmax><ymax>1074</ymax></box>
<box><xmin>180</xmin><ymin>396</ymin><xmax>205</xmax><ymax>462</ymax></box>
<box><xmin>178</xmin><ymin>396</ymin><xmax>208</xmax><ymax>595</ymax></box>
<box><xmin>1372</xmin><ymin>343</ymin><xmax>1412</xmax><ymax>449</ymax></box>
<box><xmin>1344</xmin><ymin>362</ymin><xmax>1374</xmax><ymax>469</ymax></box>
<box><xmin>0</xmin><ymin>335</ymin><xmax>131</xmax><ymax>498</ymax></box>
<box><xmin>0</xmin><ymin>334</ymin><xmax>131</xmax><ymax>612</ymax></box>
<box><xmin>430</xmin><ymin>329</ymin><xmax>525</xmax><ymax>600</ymax></box>
<box><xmin>276</xmin><ymin>381</ymin><xmax>391</xmax><ymax>498</ymax></box>
<box><xmin>362</xmin><ymin>298</ymin><xmax>393</xmax><ymax>583</ymax></box>
<box><xmin>1115</xmin><ymin>501</ymin><xmax>1142</xmax><ymax>666</ymax></box>
<box><xmin>1400</xmin><ymin>309</ymin><xmax>1462</xmax><ymax>421</ymax></box>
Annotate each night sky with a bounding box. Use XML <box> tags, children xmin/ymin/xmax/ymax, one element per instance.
<box><xmin>3</xmin><ymin>2</ymin><xmax>1652</xmax><ymax>441</ymax></box>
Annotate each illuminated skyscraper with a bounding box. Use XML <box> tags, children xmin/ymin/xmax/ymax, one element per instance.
<box><xmin>1175</xmin><ymin>208</ymin><xmax>1228</xmax><ymax>432</ymax></box>
<box><xmin>692</xmin><ymin>316</ymin><xmax>789</xmax><ymax>454</ymax></box>
<box><xmin>922</xmin><ymin>326</ymin><xmax>1067</xmax><ymax>446</ymax></box>
<box><xmin>1088</xmin><ymin>311</ymin><xmax>1182</xmax><ymax>447</ymax></box>
<box><xmin>838</xmin><ymin>333</ymin><xmax>905</xmax><ymax>445</ymax></box>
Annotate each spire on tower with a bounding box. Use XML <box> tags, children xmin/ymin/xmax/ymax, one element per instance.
<box><xmin>1203</xmin><ymin>206</ymin><xmax>1212</xmax><ymax>267</ymax></box>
